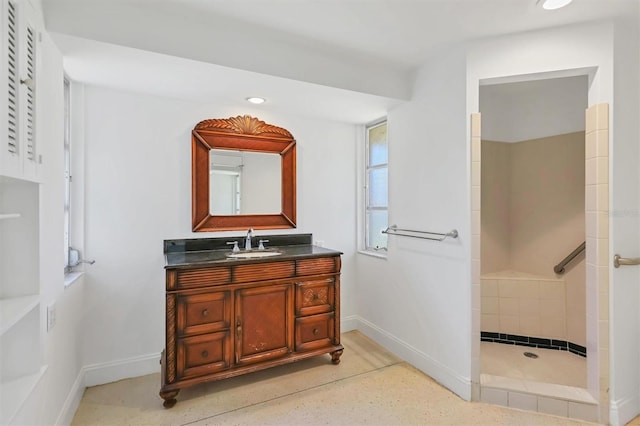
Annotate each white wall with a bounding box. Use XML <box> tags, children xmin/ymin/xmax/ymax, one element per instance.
<box><xmin>79</xmin><ymin>85</ymin><xmax>358</xmax><ymax>380</ymax></box>
<box><xmin>356</xmin><ymin>46</ymin><xmax>472</xmax><ymax>400</ymax></box>
<box><xmin>610</xmin><ymin>14</ymin><xmax>640</xmax><ymax>426</ymax></box>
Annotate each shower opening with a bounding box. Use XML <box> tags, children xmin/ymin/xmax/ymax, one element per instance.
<box><xmin>478</xmin><ymin>76</ymin><xmax>588</xmax><ymax>392</ymax></box>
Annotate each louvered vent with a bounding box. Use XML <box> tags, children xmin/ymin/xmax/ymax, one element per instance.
<box><xmin>25</xmin><ymin>24</ymin><xmax>36</xmax><ymax>161</ymax></box>
<box><xmin>7</xmin><ymin>0</ymin><xmax>18</xmax><ymax>155</ymax></box>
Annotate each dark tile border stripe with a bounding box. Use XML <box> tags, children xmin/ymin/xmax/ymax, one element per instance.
<box><xmin>481</xmin><ymin>331</ymin><xmax>587</xmax><ymax>357</ymax></box>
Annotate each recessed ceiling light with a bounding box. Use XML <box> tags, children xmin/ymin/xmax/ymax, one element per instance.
<box><xmin>246</xmin><ymin>97</ymin><xmax>266</xmax><ymax>104</ymax></box>
<box><xmin>540</xmin><ymin>0</ymin><xmax>573</xmax><ymax>10</ymax></box>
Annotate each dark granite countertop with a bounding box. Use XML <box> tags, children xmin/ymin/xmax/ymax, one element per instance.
<box><xmin>164</xmin><ymin>233</ymin><xmax>342</xmax><ymax>269</ymax></box>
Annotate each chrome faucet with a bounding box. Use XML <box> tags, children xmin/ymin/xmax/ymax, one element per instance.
<box><xmin>245</xmin><ymin>228</ymin><xmax>253</xmax><ymax>251</ymax></box>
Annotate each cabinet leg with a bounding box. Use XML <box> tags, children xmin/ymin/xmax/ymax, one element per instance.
<box><xmin>330</xmin><ymin>349</ymin><xmax>343</xmax><ymax>365</ymax></box>
<box><xmin>160</xmin><ymin>390</ymin><xmax>179</xmax><ymax>408</ymax></box>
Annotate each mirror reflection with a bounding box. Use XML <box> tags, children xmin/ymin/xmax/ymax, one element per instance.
<box><xmin>209</xmin><ymin>149</ymin><xmax>281</xmax><ymax>215</ymax></box>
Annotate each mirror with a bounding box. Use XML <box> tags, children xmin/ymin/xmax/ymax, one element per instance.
<box><xmin>192</xmin><ymin>115</ymin><xmax>296</xmax><ymax>232</ymax></box>
<box><xmin>209</xmin><ymin>150</ymin><xmax>281</xmax><ymax>215</ymax></box>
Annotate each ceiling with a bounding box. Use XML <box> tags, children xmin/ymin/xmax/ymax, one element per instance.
<box><xmin>480</xmin><ymin>75</ymin><xmax>588</xmax><ymax>142</ymax></box>
<box><xmin>42</xmin><ymin>0</ymin><xmax>639</xmax><ymax>123</ymax></box>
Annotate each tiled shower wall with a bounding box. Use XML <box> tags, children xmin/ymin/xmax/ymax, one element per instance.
<box><xmin>480</xmin><ymin>132</ymin><xmax>586</xmax><ymax>347</ymax></box>
<box><xmin>481</xmin><ymin>134</ymin><xmax>585</xmax><ymax>277</ymax></box>
<box><xmin>480</xmin><ymin>273</ymin><xmax>566</xmax><ymax>339</ymax></box>
<box><xmin>584</xmin><ymin>103</ymin><xmax>610</xmax><ymax>423</ymax></box>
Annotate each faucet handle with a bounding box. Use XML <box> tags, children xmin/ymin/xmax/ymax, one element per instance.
<box><xmin>226</xmin><ymin>241</ymin><xmax>240</xmax><ymax>253</ymax></box>
<box><xmin>258</xmin><ymin>239</ymin><xmax>269</xmax><ymax>250</ymax></box>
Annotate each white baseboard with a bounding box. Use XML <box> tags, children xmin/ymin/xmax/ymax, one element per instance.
<box><xmin>55</xmin><ymin>368</ymin><xmax>85</xmax><ymax>426</ymax></box>
<box><xmin>354</xmin><ymin>316</ymin><xmax>471</xmax><ymax>401</ymax></box>
<box><xmin>610</xmin><ymin>394</ymin><xmax>640</xmax><ymax>426</ymax></box>
<box><xmin>56</xmin><ymin>352</ymin><xmax>161</xmax><ymax>425</ymax></box>
<box><xmin>341</xmin><ymin>314</ymin><xmax>359</xmax><ymax>332</ymax></box>
<box><xmin>83</xmin><ymin>352</ymin><xmax>161</xmax><ymax>387</ymax></box>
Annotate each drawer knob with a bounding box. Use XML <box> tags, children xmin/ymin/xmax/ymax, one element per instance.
<box><xmin>312</xmin><ymin>293</ymin><xmax>319</xmax><ymax>300</ymax></box>
<box><xmin>313</xmin><ymin>328</ymin><xmax>319</xmax><ymax>335</ymax></box>
<box><xmin>202</xmin><ymin>309</ymin><xmax>208</xmax><ymax>317</ymax></box>
<box><xmin>201</xmin><ymin>350</ymin><xmax>209</xmax><ymax>358</ymax></box>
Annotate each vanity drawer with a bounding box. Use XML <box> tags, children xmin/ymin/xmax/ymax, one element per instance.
<box><xmin>295</xmin><ymin>313</ymin><xmax>335</xmax><ymax>351</ymax></box>
<box><xmin>177</xmin><ymin>291</ymin><xmax>231</xmax><ymax>336</ymax></box>
<box><xmin>296</xmin><ymin>257</ymin><xmax>338</xmax><ymax>277</ymax></box>
<box><xmin>172</xmin><ymin>267</ymin><xmax>231</xmax><ymax>290</ymax></box>
<box><xmin>234</xmin><ymin>260</ymin><xmax>295</xmax><ymax>283</ymax></box>
<box><xmin>295</xmin><ymin>279</ymin><xmax>334</xmax><ymax>316</ymax></box>
<box><xmin>177</xmin><ymin>331</ymin><xmax>231</xmax><ymax>379</ymax></box>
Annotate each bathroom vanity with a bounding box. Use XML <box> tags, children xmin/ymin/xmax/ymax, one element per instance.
<box><xmin>159</xmin><ymin>234</ymin><xmax>343</xmax><ymax>407</ymax></box>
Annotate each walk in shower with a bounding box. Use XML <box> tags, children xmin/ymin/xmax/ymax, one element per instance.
<box><xmin>478</xmin><ymin>76</ymin><xmax>589</xmax><ymax>393</ymax></box>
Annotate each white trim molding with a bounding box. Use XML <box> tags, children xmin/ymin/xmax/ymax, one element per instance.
<box><xmin>355</xmin><ymin>316</ymin><xmax>471</xmax><ymax>401</ymax></box>
<box><xmin>56</xmin><ymin>352</ymin><xmax>161</xmax><ymax>425</ymax></box>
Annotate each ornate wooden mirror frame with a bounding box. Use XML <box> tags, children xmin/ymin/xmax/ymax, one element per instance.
<box><xmin>192</xmin><ymin>115</ymin><xmax>296</xmax><ymax>232</ymax></box>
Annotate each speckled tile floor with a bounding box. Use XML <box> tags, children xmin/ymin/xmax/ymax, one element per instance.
<box><xmin>72</xmin><ymin>331</ymin><xmax>599</xmax><ymax>426</ymax></box>
<box><xmin>628</xmin><ymin>415</ymin><xmax>640</xmax><ymax>426</ymax></box>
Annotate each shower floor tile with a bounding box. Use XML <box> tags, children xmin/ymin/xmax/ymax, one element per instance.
<box><xmin>481</xmin><ymin>341</ymin><xmax>587</xmax><ymax>388</ymax></box>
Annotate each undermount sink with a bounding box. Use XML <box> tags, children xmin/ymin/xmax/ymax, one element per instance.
<box><xmin>226</xmin><ymin>250</ymin><xmax>282</xmax><ymax>259</ymax></box>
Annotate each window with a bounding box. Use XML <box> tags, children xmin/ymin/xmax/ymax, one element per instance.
<box><xmin>364</xmin><ymin>120</ymin><xmax>388</xmax><ymax>252</ymax></box>
<box><xmin>63</xmin><ymin>77</ymin><xmax>71</xmax><ymax>272</ymax></box>
<box><xmin>210</xmin><ymin>149</ymin><xmax>243</xmax><ymax>215</ymax></box>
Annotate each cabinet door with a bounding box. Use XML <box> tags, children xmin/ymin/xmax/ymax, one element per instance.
<box><xmin>235</xmin><ymin>284</ymin><xmax>293</xmax><ymax>366</ymax></box>
<box><xmin>0</xmin><ymin>0</ymin><xmax>40</xmax><ymax>181</ymax></box>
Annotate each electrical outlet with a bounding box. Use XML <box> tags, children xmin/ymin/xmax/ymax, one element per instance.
<box><xmin>47</xmin><ymin>303</ymin><xmax>56</xmax><ymax>332</ymax></box>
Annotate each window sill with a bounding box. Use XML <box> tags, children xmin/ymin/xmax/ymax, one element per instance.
<box><xmin>357</xmin><ymin>250</ymin><xmax>388</xmax><ymax>260</ymax></box>
<box><xmin>64</xmin><ymin>271</ymin><xmax>84</xmax><ymax>289</ymax></box>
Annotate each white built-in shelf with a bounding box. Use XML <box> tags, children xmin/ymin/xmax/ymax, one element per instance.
<box><xmin>0</xmin><ymin>213</ymin><xmax>21</xmax><ymax>220</ymax></box>
<box><xmin>0</xmin><ymin>365</ymin><xmax>48</xmax><ymax>425</ymax></box>
<box><xmin>0</xmin><ymin>295</ymin><xmax>40</xmax><ymax>336</ymax></box>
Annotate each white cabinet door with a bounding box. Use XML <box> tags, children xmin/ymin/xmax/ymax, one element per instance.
<box><xmin>0</xmin><ymin>0</ymin><xmax>40</xmax><ymax>182</ymax></box>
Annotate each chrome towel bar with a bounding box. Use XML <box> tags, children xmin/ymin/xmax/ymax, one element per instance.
<box><xmin>613</xmin><ymin>254</ymin><xmax>640</xmax><ymax>268</ymax></box>
<box><xmin>382</xmin><ymin>225</ymin><xmax>459</xmax><ymax>241</ymax></box>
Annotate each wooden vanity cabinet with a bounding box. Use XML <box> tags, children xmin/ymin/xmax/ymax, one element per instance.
<box><xmin>160</xmin><ymin>255</ymin><xmax>343</xmax><ymax>407</ymax></box>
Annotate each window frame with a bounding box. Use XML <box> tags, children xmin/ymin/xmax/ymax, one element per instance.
<box><xmin>363</xmin><ymin>118</ymin><xmax>388</xmax><ymax>254</ymax></box>
<box><xmin>63</xmin><ymin>77</ymin><xmax>71</xmax><ymax>273</ymax></box>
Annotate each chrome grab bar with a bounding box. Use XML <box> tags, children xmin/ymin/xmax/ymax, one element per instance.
<box><xmin>613</xmin><ymin>254</ymin><xmax>640</xmax><ymax>268</ymax></box>
<box><xmin>553</xmin><ymin>241</ymin><xmax>586</xmax><ymax>274</ymax></box>
<box><xmin>382</xmin><ymin>225</ymin><xmax>458</xmax><ymax>241</ymax></box>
